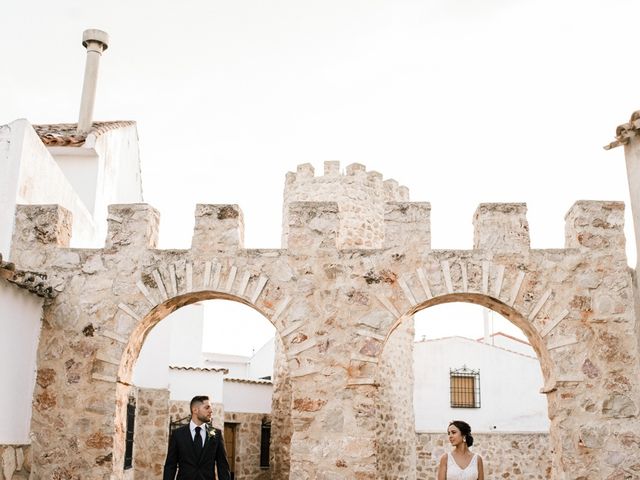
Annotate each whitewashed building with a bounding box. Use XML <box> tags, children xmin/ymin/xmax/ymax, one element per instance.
<box><xmin>414</xmin><ymin>335</ymin><xmax>549</xmax><ymax>432</ymax></box>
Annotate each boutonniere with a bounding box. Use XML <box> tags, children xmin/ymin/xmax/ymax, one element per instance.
<box><xmin>207</xmin><ymin>427</ymin><xmax>216</xmax><ymax>439</ymax></box>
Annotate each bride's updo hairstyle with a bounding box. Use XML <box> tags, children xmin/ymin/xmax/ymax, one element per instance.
<box><xmin>449</xmin><ymin>420</ymin><xmax>474</xmax><ymax>447</ymax></box>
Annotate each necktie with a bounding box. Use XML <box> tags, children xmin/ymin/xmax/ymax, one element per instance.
<box><xmin>194</xmin><ymin>426</ymin><xmax>203</xmax><ymax>457</ymax></box>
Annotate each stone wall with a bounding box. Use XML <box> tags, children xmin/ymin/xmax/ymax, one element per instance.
<box><xmin>0</xmin><ymin>445</ymin><xmax>30</xmax><ymax>479</ymax></box>
<box><xmin>269</xmin><ymin>335</ymin><xmax>291</xmax><ymax>479</ymax></box>
<box><xmin>416</xmin><ymin>431</ymin><xmax>551</xmax><ymax>479</ymax></box>
<box><xmin>282</xmin><ymin>161</ymin><xmax>409</xmax><ymax>249</ymax></box>
<box><xmin>11</xmin><ymin>158</ymin><xmax>640</xmax><ymax>478</ymax></box>
<box><xmin>131</xmin><ymin>388</ymin><xmax>169</xmax><ymax>480</ymax></box>
<box><xmin>225</xmin><ymin>412</ymin><xmax>271</xmax><ymax>480</ymax></box>
<box><xmin>376</xmin><ymin>317</ymin><xmax>416</xmax><ymax>478</ymax></box>
<box><xmin>168</xmin><ymin>400</ymin><xmax>224</xmax><ymax>429</ymax></box>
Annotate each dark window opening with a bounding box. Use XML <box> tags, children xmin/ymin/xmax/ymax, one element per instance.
<box><xmin>260</xmin><ymin>418</ymin><xmax>271</xmax><ymax>468</ymax></box>
<box><xmin>124</xmin><ymin>398</ymin><xmax>136</xmax><ymax>470</ymax></box>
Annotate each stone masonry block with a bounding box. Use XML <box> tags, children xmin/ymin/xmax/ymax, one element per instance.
<box><xmin>473</xmin><ymin>203</ymin><xmax>530</xmax><ymax>252</ymax></box>
<box><xmin>11</xmin><ymin>205</ymin><xmax>72</xmax><ymax>268</ymax></box>
<box><xmin>105</xmin><ymin>204</ymin><xmax>159</xmax><ymax>251</ymax></box>
<box><xmin>286</xmin><ymin>201</ymin><xmax>338</xmax><ymax>253</ymax></box>
<box><xmin>12</xmin><ymin>204</ymin><xmax>72</xmax><ymax>249</ymax></box>
<box><xmin>384</xmin><ymin>202</ymin><xmax>431</xmax><ymax>250</ymax></box>
<box><xmin>565</xmin><ymin>201</ymin><xmax>625</xmax><ymax>252</ymax></box>
<box><xmin>191</xmin><ymin>204</ymin><xmax>244</xmax><ymax>252</ymax></box>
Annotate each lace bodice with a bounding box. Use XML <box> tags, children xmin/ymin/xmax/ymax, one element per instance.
<box><xmin>446</xmin><ymin>452</ymin><xmax>478</xmax><ymax>480</ymax></box>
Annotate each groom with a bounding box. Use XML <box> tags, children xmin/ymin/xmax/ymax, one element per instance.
<box><xmin>163</xmin><ymin>395</ymin><xmax>231</xmax><ymax>480</ymax></box>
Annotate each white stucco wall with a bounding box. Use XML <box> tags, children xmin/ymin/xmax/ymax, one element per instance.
<box><xmin>481</xmin><ymin>333</ymin><xmax>536</xmax><ymax>357</ymax></box>
<box><xmin>169</xmin><ymin>303</ymin><xmax>206</xmax><ymax>366</ymax></box>
<box><xmin>203</xmin><ymin>353</ymin><xmax>251</xmax><ymax>378</ymax></box>
<box><xmin>248</xmin><ymin>337</ymin><xmax>275</xmax><ymax>379</ymax></box>
<box><xmin>0</xmin><ymin>120</ymin><xmax>95</xmax><ymax>257</ymax></box>
<box><xmin>414</xmin><ymin>337</ymin><xmax>549</xmax><ymax>432</ymax></box>
<box><xmin>222</xmin><ymin>380</ymin><xmax>273</xmax><ymax>413</ymax></box>
<box><xmin>135</xmin><ymin>303</ymin><xmax>206</xmax><ymax>388</ymax></box>
<box><xmin>168</xmin><ymin>369</ymin><xmax>224</xmax><ymax>403</ymax></box>
<box><xmin>0</xmin><ymin>283</ymin><xmax>43</xmax><ymax>443</ymax></box>
<box><xmin>133</xmin><ymin>318</ymin><xmax>171</xmax><ymax>388</ymax></box>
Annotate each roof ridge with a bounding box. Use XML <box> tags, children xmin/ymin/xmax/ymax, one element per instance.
<box><xmin>33</xmin><ymin>121</ymin><xmax>136</xmax><ymax>147</ymax></box>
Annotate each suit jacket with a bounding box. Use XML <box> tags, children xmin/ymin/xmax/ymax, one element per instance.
<box><xmin>163</xmin><ymin>424</ymin><xmax>231</xmax><ymax>480</ymax></box>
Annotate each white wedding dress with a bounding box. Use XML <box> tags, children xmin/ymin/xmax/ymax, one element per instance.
<box><xmin>446</xmin><ymin>452</ymin><xmax>478</xmax><ymax>480</ymax></box>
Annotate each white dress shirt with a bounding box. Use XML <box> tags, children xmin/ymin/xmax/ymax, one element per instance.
<box><xmin>189</xmin><ymin>420</ymin><xmax>207</xmax><ymax>448</ymax></box>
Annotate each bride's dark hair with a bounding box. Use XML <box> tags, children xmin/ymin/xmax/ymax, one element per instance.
<box><xmin>449</xmin><ymin>420</ymin><xmax>474</xmax><ymax>447</ymax></box>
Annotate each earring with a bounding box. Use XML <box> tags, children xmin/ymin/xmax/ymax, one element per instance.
<box><xmin>463</xmin><ymin>437</ymin><xmax>466</xmax><ymax>443</ymax></box>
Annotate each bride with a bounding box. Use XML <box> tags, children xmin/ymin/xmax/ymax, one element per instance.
<box><xmin>437</xmin><ymin>421</ymin><xmax>484</xmax><ymax>480</ymax></box>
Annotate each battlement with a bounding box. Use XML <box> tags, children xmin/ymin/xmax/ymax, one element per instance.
<box><xmin>282</xmin><ymin>161</ymin><xmax>411</xmax><ymax>249</ymax></box>
<box><xmin>284</xmin><ymin>161</ymin><xmax>410</xmax><ymax>202</ymax></box>
<box><xmin>9</xmin><ymin>192</ymin><xmax>627</xmax><ymax>262</ymax></box>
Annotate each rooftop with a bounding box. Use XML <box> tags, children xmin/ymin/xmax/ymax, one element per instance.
<box><xmin>0</xmin><ymin>252</ymin><xmax>56</xmax><ymax>299</ymax></box>
<box><xmin>33</xmin><ymin>121</ymin><xmax>136</xmax><ymax>147</ymax></box>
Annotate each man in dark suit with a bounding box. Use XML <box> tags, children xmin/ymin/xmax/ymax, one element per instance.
<box><xmin>163</xmin><ymin>395</ymin><xmax>231</xmax><ymax>480</ymax></box>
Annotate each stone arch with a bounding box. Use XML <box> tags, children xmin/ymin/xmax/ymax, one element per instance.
<box><xmin>348</xmin><ymin>259</ymin><xmax>572</xmax><ymax>387</ymax></box>
<box><xmin>104</xmin><ymin>261</ymin><xmax>293</xmax><ymax>478</ymax></box>
<box><xmin>387</xmin><ymin>292</ymin><xmax>554</xmax><ymax>383</ymax></box>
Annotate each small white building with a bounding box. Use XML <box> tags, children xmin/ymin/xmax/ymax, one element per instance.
<box><xmin>0</xmin><ymin>119</ymin><xmax>143</xmax><ymax>445</ymax></box>
<box><xmin>414</xmin><ymin>335</ymin><xmax>549</xmax><ymax>432</ymax></box>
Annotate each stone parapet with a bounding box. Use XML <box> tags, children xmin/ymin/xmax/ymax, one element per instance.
<box><xmin>473</xmin><ymin>203</ymin><xmax>530</xmax><ymax>252</ymax></box>
<box><xmin>384</xmin><ymin>202</ymin><xmax>431</xmax><ymax>249</ymax></box>
<box><xmin>564</xmin><ymin>200</ymin><xmax>626</xmax><ymax>254</ymax></box>
<box><xmin>106</xmin><ymin>204</ymin><xmax>159</xmax><ymax>252</ymax></box>
<box><xmin>285</xmin><ymin>201</ymin><xmax>339</xmax><ymax>254</ymax></box>
<box><xmin>282</xmin><ymin>161</ymin><xmax>410</xmax><ymax>249</ymax></box>
<box><xmin>191</xmin><ymin>204</ymin><xmax>244</xmax><ymax>252</ymax></box>
<box><xmin>11</xmin><ymin>204</ymin><xmax>72</xmax><ymax>271</ymax></box>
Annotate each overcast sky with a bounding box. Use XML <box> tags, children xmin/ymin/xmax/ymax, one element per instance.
<box><xmin>3</xmin><ymin>1</ymin><xmax>639</xmax><ymax>354</ymax></box>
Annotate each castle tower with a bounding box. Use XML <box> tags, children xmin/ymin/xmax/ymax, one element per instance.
<box><xmin>281</xmin><ymin>161</ymin><xmax>410</xmax><ymax>249</ymax></box>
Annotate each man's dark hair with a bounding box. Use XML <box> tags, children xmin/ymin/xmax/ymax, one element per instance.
<box><xmin>190</xmin><ymin>395</ymin><xmax>209</xmax><ymax>412</ymax></box>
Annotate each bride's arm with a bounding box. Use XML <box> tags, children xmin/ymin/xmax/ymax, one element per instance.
<box><xmin>477</xmin><ymin>455</ymin><xmax>484</xmax><ymax>480</ymax></box>
<box><xmin>437</xmin><ymin>453</ymin><xmax>447</xmax><ymax>480</ymax></box>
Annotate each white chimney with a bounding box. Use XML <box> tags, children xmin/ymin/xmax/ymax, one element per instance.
<box><xmin>77</xmin><ymin>29</ymin><xmax>109</xmax><ymax>134</ymax></box>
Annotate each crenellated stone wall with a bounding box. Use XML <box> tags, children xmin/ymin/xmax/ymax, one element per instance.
<box><xmin>416</xmin><ymin>431</ymin><xmax>551</xmax><ymax>479</ymax></box>
<box><xmin>0</xmin><ymin>444</ymin><xmax>31</xmax><ymax>479</ymax></box>
<box><xmin>8</xmin><ymin>157</ymin><xmax>640</xmax><ymax>479</ymax></box>
<box><xmin>282</xmin><ymin>161</ymin><xmax>410</xmax><ymax>249</ymax></box>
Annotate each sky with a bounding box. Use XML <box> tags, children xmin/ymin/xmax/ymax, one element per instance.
<box><xmin>2</xmin><ymin>1</ymin><xmax>639</xmax><ymax>355</ymax></box>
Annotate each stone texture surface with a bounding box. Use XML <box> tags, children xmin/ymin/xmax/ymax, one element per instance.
<box><xmin>416</xmin><ymin>432</ymin><xmax>551</xmax><ymax>479</ymax></box>
<box><xmin>131</xmin><ymin>388</ymin><xmax>169</xmax><ymax>480</ymax></box>
<box><xmin>0</xmin><ymin>445</ymin><xmax>30</xmax><ymax>480</ymax></box>
<box><xmin>376</xmin><ymin>317</ymin><xmax>416</xmax><ymax>479</ymax></box>
<box><xmin>225</xmin><ymin>412</ymin><xmax>272</xmax><ymax>480</ymax></box>
<box><xmin>6</xmin><ymin>160</ymin><xmax>640</xmax><ymax>479</ymax></box>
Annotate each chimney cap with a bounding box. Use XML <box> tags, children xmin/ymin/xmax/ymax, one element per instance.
<box><xmin>82</xmin><ymin>29</ymin><xmax>109</xmax><ymax>51</ymax></box>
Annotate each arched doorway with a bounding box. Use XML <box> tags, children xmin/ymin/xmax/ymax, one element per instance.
<box><xmin>112</xmin><ymin>292</ymin><xmax>291</xmax><ymax>479</ymax></box>
<box><xmin>374</xmin><ymin>293</ymin><xmax>555</xmax><ymax>479</ymax></box>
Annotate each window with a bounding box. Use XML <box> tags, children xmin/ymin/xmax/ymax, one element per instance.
<box><xmin>124</xmin><ymin>398</ymin><xmax>136</xmax><ymax>470</ymax></box>
<box><xmin>260</xmin><ymin>418</ymin><xmax>271</xmax><ymax>468</ymax></box>
<box><xmin>450</xmin><ymin>366</ymin><xmax>480</xmax><ymax>408</ymax></box>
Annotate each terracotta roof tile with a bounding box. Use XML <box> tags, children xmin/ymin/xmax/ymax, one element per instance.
<box><xmin>224</xmin><ymin>377</ymin><xmax>272</xmax><ymax>385</ymax></box>
<box><xmin>33</xmin><ymin>121</ymin><xmax>136</xmax><ymax>147</ymax></box>
<box><xmin>0</xmin><ymin>252</ymin><xmax>57</xmax><ymax>298</ymax></box>
<box><xmin>169</xmin><ymin>365</ymin><xmax>229</xmax><ymax>374</ymax></box>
